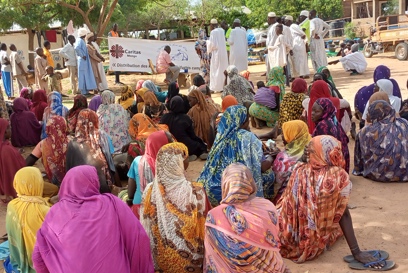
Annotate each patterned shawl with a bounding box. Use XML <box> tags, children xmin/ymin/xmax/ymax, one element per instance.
<box><xmin>204</xmin><ymin>163</ymin><xmax>286</xmax><ymax>273</ymax></box>
<box><xmin>277</xmin><ymin>135</ymin><xmax>351</xmax><ymax>262</ymax></box>
<box><xmin>67</xmin><ymin>94</ymin><xmax>88</xmax><ymax>133</ymax></box>
<box><xmin>267</xmin><ymin>66</ymin><xmax>285</xmax><ymax>100</ymax></box>
<box><xmin>42</xmin><ymin>116</ymin><xmax>68</xmax><ymax>185</ymax></box>
<box><xmin>129</xmin><ymin>113</ymin><xmax>167</xmax><ymax>141</ymax></box>
<box><xmin>222</xmin><ymin>65</ymin><xmax>254</xmax><ymax>104</ymax></box>
<box><xmin>118</xmin><ymin>85</ymin><xmax>135</xmax><ymax>110</ymax></box>
<box><xmin>140</xmin><ymin>143</ymin><xmax>207</xmax><ymax>272</ymax></box>
<box><xmin>41</xmin><ymin>91</ymin><xmax>68</xmax><ymax>139</ymax></box>
<box><xmin>197</xmin><ymin>105</ymin><xmax>265</xmax><ymax>206</ymax></box>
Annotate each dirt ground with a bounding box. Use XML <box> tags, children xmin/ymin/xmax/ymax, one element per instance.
<box><xmin>3</xmin><ymin>52</ymin><xmax>408</xmax><ymax>272</ymax></box>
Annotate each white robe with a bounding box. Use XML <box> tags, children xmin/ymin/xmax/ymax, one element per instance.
<box><xmin>207</xmin><ymin>27</ymin><xmax>229</xmax><ymax>92</ymax></box>
<box><xmin>290</xmin><ymin>24</ymin><xmax>310</xmax><ymax>77</ymax></box>
<box><xmin>228</xmin><ymin>27</ymin><xmax>248</xmax><ymax>72</ymax></box>
<box><xmin>339</xmin><ymin>51</ymin><xmax>367</xmax><ymax>73</ymax></box>
<box><xmin>266</xmin><ymin>23</ymin><xmax>278</xmax><ymax>73</ymax></box>
<box><xmin>92</xmin><ymin>41</ymin><xmax>108</xmax><ymax>90</ymax></box>
<box><xmin>310</xmin><ymin>18</ymin><xmax>330</xmax><ymax>71</ymax></box>
<box><xmin>268</xmin><ymin>34</ymin><xmax>286</xmax><ymax>68</ymax></box>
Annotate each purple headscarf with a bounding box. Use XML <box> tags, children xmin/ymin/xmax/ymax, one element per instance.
<box><xmin>32</xmin><ymin>165</ymin><xmax>154</xmax><ymax>273</ymax></box>
<box><xmin>254</xmin><ymin>86</ymin><xmax>278</xmax><ymax>109</ymax></box>
<box><xmin>10</xmin><ymin>98</ymin><xmax>41</xmax><ymax>147</ymax></box>
<box><xmin>354</xmin><ymin>65</ymin><xmax>401</xmax><ymax>114</ymax></box>
<box><xmin>89</xmin><ymin>95</ymin><xmax>102</xmax><ymax>112</ymax></box>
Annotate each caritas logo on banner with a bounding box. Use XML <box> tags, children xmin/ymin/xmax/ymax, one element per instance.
<box><xmin>108</xmin><ymin>37</ymin><xmax>201</xmax><ymax>73</ymax></box>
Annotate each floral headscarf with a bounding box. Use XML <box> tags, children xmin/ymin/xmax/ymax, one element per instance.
<box><xmin>267</xmin><ymin>66</ymin><xmax>285</xmax><ymax>99</ymax></box>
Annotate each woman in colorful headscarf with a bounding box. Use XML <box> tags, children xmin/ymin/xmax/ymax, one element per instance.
<box><xmin>166</xmin><ymin>82</ymin><xmax>190</xmax><ymax>114</ymax></box>
<box><xmin>135</xmin><ymin>87</ymin><xmax>148</xmax><ymax>113</ymax></box>
<box><xmin>118</xmin><ymin>85</ymin><xmax>137</xmax><ymax>115</ymax></box>
<box><xmin>267</xmin><ymin>66</ymin><xmax>285</xmax><ymax>101</ymax></box>
<box><xmin>126</xmin><ymin>113</ymin><xmax>169</xmax><ymax>165</ymax></box>
<box><xmin>142</xmin><ymin>90</ymin><xmax>167</xmax><ymax>123</ymax></box>
<box><xmin>277</xmin><ymin>135</ymin><xmax>383</xmax><ymax>267</ymax></box>
<box><xmin>19</xmin><ymin>87</ymin><xmax>33</xmax><ymax>108</ymax></box>
<box><xmin>317</xmin><ymin>66</ymin><xmax>336</xmax><ymax>89</ymax></box>
<box><xmin>222</xmin><ymin>65</ymin><xmax>254</xmax><ymax>105</ymax></box>
<box><xmin>0</xmin><ymin>118</ymin><xmax>25</xmax><ymax>201</ymax></box>
<box><xmin>126</xmin><ymin>131</ymin><xmax>171</xmax><ymax>218</ymax></box>
<box><xmin>75</xmin><ymin>109</ymin><xmax>114</xmax><ymax>186</ymax></box>
<box><xmin>140</xmin><ymin>142</ymin><xmax>208</xmax><ymax>272</ymax></box>
<box><xmin>142</xmin><ymin>80</ymin><xmax>167</xmax><ymax>103</ymax></box>
<box><xmin>272</xmin><ymin>120</ymin><xmax>311</xmax><ymax>203</ymax></box>
<box><xmin>67</xmin><ymin>94</ymin><xmax>88</xmax><ymax>133</ymax></box>
<box><xmin>26</xmin><ymin>116</ymin><xmax>69</xmax><ymax>185</ymax></box>
<box><xmin>311</xmin><ymin>98</ymin><xmax>350</xmax><ymax>173</ymax></box>
<box><xmin>354</xmin><ymin>65</ymin><xmax>401</xmax><ymax>121</ymax></box>
<box><xmin>195</xmin><ymin>28</ymin><xmax>211</xmax><ymax>83</ymax></box>
<box><xmin>97</xmin><ymin>90</ymin><xmax>130</xmax><ymax>153</ymax></box>
<box><xmin>187</xmin><ymin>89</ymin><xmax>217</xmax><ymax>147</ymax></box>
<box><xmin>33</xmin><ymin>165</ymin><xmax>155</xmax><ymax>273</ymax></box>
<box><xmin>354</xmin><ymin>100</ymin><xmax>408</xmax><ymax>182</ymax></box>
<box><xmin>197</xmin><ymin>105</ymin><xmax>275</xmax><ymax>206</ymax></box>
<box><xmin>249</xmin><ymin>81</ymin><xmax>280</xmax><ymax>128</ymax></box>
<box><xmin>279</xmin><ymin>78</ymin><xmax>307</xmax><ymax>127</ymax></box>
<box><xmin>204</xmin><ymin>163</ymin><xmax>288</xmax><ymax>273</ymax></box>
<box><xmin>10</xmin><ymin>97</ymin><xmax>42</xmax><ymax>147</ymax></box>
<box><xmin>89</xmin><ymin>94</ymin><xmax>102</xmax><ymax>111</ymax></box>
<box><xmin>5</xmin><ymin>167</ymin><xmax>50</xmax><ymax>273</ymax></box>
<box><xmin>41</xmin><ymin>91</ymin><xmax>68</xmax><ymax>139</ymax></box>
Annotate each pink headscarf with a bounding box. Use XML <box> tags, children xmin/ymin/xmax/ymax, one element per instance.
<box><xmin>32</xmin><ymin>165</ymin><xmax>155</xmax><ymax>273</ymax></box>
<box><xmin>136</xmin><ymin>80</ymin><xmax>145</xmax><ymax>91</ymax></box>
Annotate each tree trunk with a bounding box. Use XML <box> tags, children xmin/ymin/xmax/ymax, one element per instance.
<box><xmin>27</xmin><ymin>28</ymin><xmax>35</xmax><ymax>67</ymax></box>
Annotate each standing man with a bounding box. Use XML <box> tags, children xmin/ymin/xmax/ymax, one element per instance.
<box><xmin>220</xmin><ymin>21</ymin><xmax>231</xmax><ymax>59</ymax></box>
<box><xmin>265</xmin><ymin>12</ymin><xmax>278</xmax><ymax>74</ymax></box>
<box><xmin>0</xmin><ymin>43</ymin><xmax>13</xmax><ymax>99</ymax></box>
<box><xmin>156</xmin><ymin>45</ymin><xmax>180</xmax><ymax>84</ymax></box>
<box><xmin>108</xmin><ymin>23</ymin><xmax>123</xmax><ymax>85</ymax></box>
<box><xmin>9</xmin><ymin>44</ymin><xmax>28</xmax><ymax>92</ymax></box>
<box><xmin>287</xmin><ymin>15</ymin><xmax>310</xmax><ymax>79</ymax></box>
<box><xmin>228</xmin><ymin>19</ymin><xmax>248</xmax><ymax>72</ymax></box>
<box><xmin>299</xmin><ymin>11</ymin><xmax>311</xmax><ymax>43</ymax></box>
<box><xmin>34</xmin><ymin>47</ymin><xmax>48</xmax><ymax>92</ymax></box>
<box><xmin>75</xmin><ymin>28</ymin><xmax>97</xmax><ymax>96</ymax></box>
<box><xmin>207</xmin><ymin>19</ymin><xmax>228</xmax><ymax>93</ymax></box>
<box><xmin>59</xmin><ymin>35</ymin><xmax>78</xmax><ymax>94</ymax></box>
<box><xmin>43</xmin><ymin>40</ymin><xmax>54</xmax><ymax>68</ymax></box>
<box><xmin>309</xmin><ymin>10</ymin><xmax>330</xmax><ymax>71</ymax></box>
<box><xmin>282</xmin><ymin>16</ymin><xmax>293</xmax><ymax>86</ymax></box>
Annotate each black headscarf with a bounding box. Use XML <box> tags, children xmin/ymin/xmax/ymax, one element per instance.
<box><xmin>193</xmin><ymin>75</ymin><xmax>205</xmax><ymax>87</ymax></box>
<box><xmin>167</xmin><ymin>82</ymin><xmax>180</xmax><ymax>103</ymax></box>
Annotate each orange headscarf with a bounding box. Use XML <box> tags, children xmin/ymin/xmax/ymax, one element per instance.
<box><xmin>221</xmin><ymin>95</ymin><xmax>238</xmax><ymax>112</ymax></box>
<box><xmin>128</xmin><ymin>113</ymin><xmax>168</xmax><ymax>140</ymax></box>
<box><xmin>143</xmin><ymin>91</ymin><xmax>160</xmax><ymax>107</ymax></box>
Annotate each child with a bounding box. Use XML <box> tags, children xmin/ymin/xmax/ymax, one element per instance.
<box><xmin>267</xmin><ymin>24</ymin><xmax>286</xmax><ymax>68</ymax></box>
<box><xmin>42</xmin><ymin>66</ymin><xmax>63</xmax><ymax>94</ymax></box>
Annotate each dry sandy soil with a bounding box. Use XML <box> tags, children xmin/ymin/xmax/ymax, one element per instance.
<box><xmin>3</xmin><ymin>51</ymin><xmax>408</xmax><ymax>272</ymax></box>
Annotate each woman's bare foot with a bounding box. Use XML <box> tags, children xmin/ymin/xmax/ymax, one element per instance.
<box><xmin>354</xmin><ymin>251</ymin><xmax>385</xmax><ymax>269</ymax></box>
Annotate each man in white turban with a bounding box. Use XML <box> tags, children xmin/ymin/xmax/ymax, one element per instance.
<box><xmin>207</xmin><ymin>19</ymin><xmax>228</xmax><ymax>92</ymax></box>
<box><xmin>228</xmin><ymin>18</ymin><xmax>248</xmax><ymax>72</ymax></box>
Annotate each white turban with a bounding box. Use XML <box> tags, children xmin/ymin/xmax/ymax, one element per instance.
<box><xmin>78</xmin><ymin>28</ymin><xmax>88</xmax><ymax>38</ymax></box>
<box><xmin>210</xmin><ymin>19</ymin><xmax>218</xmax><ymax>24</ymax></box>
<box><xmin>300</xmin><ymin>10</ymin><xmax>309</xmax><ymax>17</ymax></box>
<box><xmin>285</xmin><ymin>15</ymin><xmax>293</xmax><ymax>21</ymax></box>
<box><xmin>268</xmin><ymin>12</ymin><xmax>276</xmax><ymax>18</ymax></box>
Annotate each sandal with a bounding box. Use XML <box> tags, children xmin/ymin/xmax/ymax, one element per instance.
<box><xmin>344</xmin><ymin>250</ymin><xmax>389</xmax><ymax>263</ymax></box>
<box><xmin>348</xmin><ymin>259</ymin><xmax>395</xmax><ymax>271</ymax></box>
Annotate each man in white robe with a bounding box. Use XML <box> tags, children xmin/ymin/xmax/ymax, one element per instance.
<box><xmin>309</xmin><ymin>10</ymin><xmax>330</xmax><ymax>71</ymax></box>
<box><xmin>268</xmin><ymin>24</ymin><xmax>286</xmax><ymax>68</ymax></box>
<box><xmin>282</xmin><ymin>16</ymin><xmax>293</xmax><ymax>85</ymax></box>
<box><xmin>228</xmin><ymin>19</ymin><xmax>248</xmax><ymax>72</ymax></box>
<box><xmin>207</xmin><ymin>19</ymin><xmax>228</xmax><ymax>92</ymax></box>
<box><xmin>287</xmin><ymin>16</ymin><xmax>310</xmax><ymax>78</ymax></box>
<box><xmin>265</xmin><ymin>12</ymin><xmax>278</xmax><ymax>73</ymax></box>
<box><xmin>329</xmin><ymin>44</ymin><xmax>367</xmax><ymax>75</ymax></box>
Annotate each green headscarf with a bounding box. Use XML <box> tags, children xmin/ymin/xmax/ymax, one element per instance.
<box><xmin>267</xmin><ymin>66</ymin><xmax>286</xmax><ymax>101</ymax></box>
<box><xmin>317</xmin><ymin>66</ymin><xmax>336</xmax><ymax>88</ymax></box>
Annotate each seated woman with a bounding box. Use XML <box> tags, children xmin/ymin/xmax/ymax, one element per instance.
<box><xmin>142</xmin><ymin>80</ymin><xmax>167</xmax><ymax>103</ymax></box>
<box><xmin>5</xmin><ymin>167</ymin><xmax>50</xmax><ymax>273</ymax></box>
<box><xmin>249</xmin><ymin>81</ymin><xmax>280</xmax><ymax>128</ymax></box>
<box><xmin>204</xmin><ymin>163</ymin><xmax>288</xmax><ymax>273</ymax></box>
<box><xmin>304</xmin><ymin>80</ymin><xmax>350</xmax><ymax>134</ymax></box>
<box><xmin>140</xmin><ymin>142</ymin><xmax>208</xmax><ymax>273</ymax></box>
<box><xmin>166</xmin><ymin>82</ymin><xmax>190</xmax><ymax>114</ymax></box>
<box><xmin>197</xmin><ymin>105</ymin><xmax>275</xmax><ymax>206</ymax></box>
<box><xmin>160</xmin><ymin>97</ymin><xmax>207</xmax><ymax>161</ymax></box>
<box><xmin>30</xmin><ymin>89</ymin><xmax>48</xmax><ymax>121</ymax></box>
<box><xmin>67</xmin><ymin>94</ymin><xmax>88</xmax><ymax>133</ymax></box>
<box><xmin>26</xmin><ymin>116</ymin><xmax>69</xmax><ymax>186</ymax></box>
<box><xmin>272</xmin><ymin>120</ymin><xmax>310</xmax><ymax>203</ymax></box>
<box><xmin>316</xmin><ymin>66</ymin><xmax>343</xmax><ymax>98</ymax></box>
<box><xmin>88</xmin><ymin>94</ymin><xmax>102</xmax><ymax>111</ymax></box>
<box><xmin>126</xmin><ymin>131</ymin><xmax>171</xmax><ymax>218</ymax></box>
<box><xmin>118</xmin><ymin>85</ymin><xmax>137</xmax><ymax>116</ymax></box>
<box><xmin>267</xmin><ymin>66</ymin><xmax>285</xmax><ymax>101</ymax></box>
<box><xmin>277</xmin><ymin>135</ymin><xmax>388</xmax><ymax>269</ymax></box>
<box><xmin>142</xmin><ymin>90</ymin><xmax>167</xmax><ymax>123</ymax></box>
<box><xmin>311</xmin><ymin>98</ymin><xmax>350</xmax><ymax>173</ymax></box>
<box><xmin>354</xmin><ymin>100</ymin><xmax>408</xmax><ymax>182</ymax></box>
<box><xmin>10</xmin><ymin>97</ymin><xmax>41</xmax><ymax>147</ymax></box>
<box><xmin>126</xmin><ymin>113</ymin><xmax>169</xmax><ymax>165</ymax></box>
<box><xmin>97</xmin><ymin>90</ymin><xmax>130</xmax><ymax>153</ymax></box>
<box><xmin>279</xmin><ymin>78</ymin><xmax>307</xmax><ymax>126</ymax></box>
<box><xmin>222</xmin><ymin>65</ymin><xmax>254</xmax><ymax>105</ymax></box>
<box><xmin>0</xmin><ymin>118</ymin><xmax>25</xmax><ymax>201</ymax></box>
<box><xmin>135</xmin><ymin>87</ymin><xmax>148</xmax><ymax>113</ymax></box>
<box><xmin>192</xmin><ymin>74</ymin><xmax>211</xmax><ymax>96</ymax></box>
<box><xmin>20</xmin><ymin>87</ymin><xmax>33</xmax><ymax>108</ymax></box>
<box><xmin>187</xmin><ymin>89</ymin><xmax>217</xmax><ymax>147</ymax></box>
<box><xmin>355</xmin><ymin>65</ymin><xmax>401</xmax><ymax>125</ymax></box>
<box><xmin>32</xmin><ymin>165</ymin><xmax>155</xmax><ymax>273</ymax></box>
<box><xmin>41</xmin><ymin>91</ymin><xmax>68</xmax><ymax>139</ymax></box>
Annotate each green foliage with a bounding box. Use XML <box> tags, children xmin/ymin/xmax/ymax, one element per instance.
<box><xmin>311</xmin><ymin>0</ymin><xmax>343</xmax><ymax>20</ymax></box>
<box><xmin>344</xmin><ymin>22</ymin><xmax>356</xmax><ymax>39</ymax></box>
<box><xmin>382</xmin><ymin>0</ymin><xmax>399</xmax><ymax>15</ymax></box>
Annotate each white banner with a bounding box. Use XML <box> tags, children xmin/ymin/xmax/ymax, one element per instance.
<box><xmin>108</xmin><ymin>37</ymin><xmax>201</xmax><ymax>73</ymax></box>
